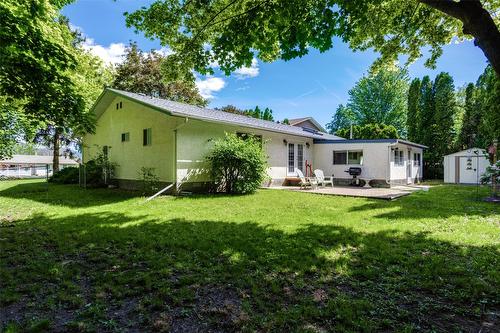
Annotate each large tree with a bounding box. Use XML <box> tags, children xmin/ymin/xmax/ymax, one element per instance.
<box><xmin>113</xmin><ymin>43</ymin><xmax>207</xmax><ymax>107</ymax></box>
<box><xmin>431</xmin><ymin>72</ymin><xmax>457</xmax><ymax>158</ymax></box>
<box><xmin>326</xmin><ymin>104</ymin><xmax>355</xmax><ymax>134</ymax></box>
<box><xmin>125</xmin><ymin>0</ymin><xmax>500</xmax><ymax>77</ymax></box>
<box><xmin>406</xmin><ymin>78</ymin><xmax>421</xmax><ymax>142</ymax></box>
<box><xmin>457</xmin><ymin>83</ymin><xmax>479</xmax><ymax>149</ymax></box>
<box><xmin>336</xmin><ymin>67</ymin><xmax>409</xmax><ymax>135</ymax></box>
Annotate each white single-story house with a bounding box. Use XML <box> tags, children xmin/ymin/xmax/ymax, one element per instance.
<box><xmin>0</xmin><ymin>155</ymin><xmax>78</xmax><ymax>178</ymax></box>
<box><xmin>83</xmin><ymin>88</ymin><xmax>426</xmax><ymax>191</ymax></box>
<box><xmin>443</xmin><ymin>148</ymin><xmax>490</xmax><ymax>184</ymax></box>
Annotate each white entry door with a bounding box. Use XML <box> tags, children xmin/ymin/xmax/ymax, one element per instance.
<box><xmin>407</xmin><ymin>150</ymin><xmax>412</xmax><ymax>184</ymax></box>
<box><xmin>459</xmin><ymin>156</ymin><xmax>478</xmax><ymax>184</ymax></box>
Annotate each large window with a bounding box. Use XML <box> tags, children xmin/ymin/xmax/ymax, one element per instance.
<box><xmin>143</xmin><ymin>128</ymin><xmax>152</xmax><ymax>146</ymax></box>
<box><xmin>288</xmin><ymin>143</ymin><xmax>295</xmax><ymax>173</ymax></box>
<box><xmin>333</xmin><ymin>150</ymin><xmax>363</xmax><ymax>165</ymax></box>
<box><xmin>394</xmin><ymin>150</ymin><xmax>404</xmax><ymax>166</ymax></box>
<box><xmin>297</xmin><ymin>144</ymin><xmax>304</xmax><ymax>172</ymax></box>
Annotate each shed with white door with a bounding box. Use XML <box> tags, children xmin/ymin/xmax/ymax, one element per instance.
<box><xmin>443</xmin><ymin>148</ymin><xmax>490</xmax><ymax>184</ymax></box>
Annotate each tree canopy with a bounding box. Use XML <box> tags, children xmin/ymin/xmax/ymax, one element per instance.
<box><xmin>113</xmin><ymin>43</ymin><xmax>207</xmax><ymax>107</ymax></box>
<box><xmin>326</xmin><ymin>67</ymin><xmax>408</xmax><ymax>136</ymax></box>
<box><xmin>125</xmin><ymin>0</ymin><xmax>500</xmax><ymax>77</ymax></box>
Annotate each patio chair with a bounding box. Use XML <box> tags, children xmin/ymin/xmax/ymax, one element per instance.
<box><xmin>296</xmin><ymin>169</ymin><xmax>318</xmax><ymax>189</ymax></box>
<box><xmin>314</xmin><ymin>169</ymin><xmax>334</xmax><ymax>187</ymax></box>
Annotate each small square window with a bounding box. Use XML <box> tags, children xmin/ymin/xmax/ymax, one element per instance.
<box><xmin>143</xmin><ymin>128</ymin><xmax>152</xmax><ymax>146</ymax></box>
<box><xmin>121</xmin><ymin>132</ymin><xmax>130</xmax><ymax>142</ymax></box>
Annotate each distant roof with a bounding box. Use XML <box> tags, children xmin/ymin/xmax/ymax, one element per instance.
<box><xmin>93</xmin><ymin>88</ymin><xmax>343</xmax><ymax>140</ymax></box>
<box><xmin>288</xmin><ymin>117</ymin><xmax>326</xmax><ymax>132</ymax></box>
<box><xmin>0</xmin><ymin>155</ymin><xmax>78</xmax><ymax>165</ymax></box>
<box><xmin>313</xmin><ymin>138</ymin><xmax>428</xmax><ymax>149</ymax></box>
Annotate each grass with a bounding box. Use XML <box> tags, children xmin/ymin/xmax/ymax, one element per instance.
<box><xmin>0</xmin><ymin>179</ymin><xmax>499</xmax><ymax>332</ymax></box>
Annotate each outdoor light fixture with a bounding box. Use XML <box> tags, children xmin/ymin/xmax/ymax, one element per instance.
<box><xmin>283</xmin><ymin>139</ymin><xmax>288</xmax><ymax>146</ymax></box>
<box><xmin>306</xmin><ymin>142</ymin><xmax>310</xmax><ymax>149</ymax></box>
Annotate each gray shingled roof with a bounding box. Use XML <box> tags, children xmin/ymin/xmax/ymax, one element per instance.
<box><xmin>106</xmin><ymin>88</ymin><xmax>343</xmax><ymax>140</ymax></box>
<box><xmin>0</xmin><ymin>155</ymin><xmax>78</xmax><ymax>165</ymax></box>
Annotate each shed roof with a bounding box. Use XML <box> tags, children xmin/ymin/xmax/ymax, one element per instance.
<box><xmin>93</xmin><ymin>88</ymin><xmax>342</xmax><ymax>140</ymax></box>
<box><xmin>0</xmin><ymin>155</ymin><xmax>78</xmax><ymax>165</ymax></box>
<box><xmin>444</xmin><ymin>148</ymin><xmax>488</xmax><ymax>157</ymax></box>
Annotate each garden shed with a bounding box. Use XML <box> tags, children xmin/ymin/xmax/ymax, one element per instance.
<box><xmin>443</xmin><ymin>148</ymin><xmax>490</xmax><ymax>184</ymax></box>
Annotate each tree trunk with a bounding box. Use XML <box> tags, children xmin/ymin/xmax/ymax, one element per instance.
<box><xmin>53</xmin><ymin>127</ymin><xmax>60</xmax><ymax>173</ymax></box>
<box><xmin>420</xmin><ymin>0</ymin><xmax>500</xmax><ymax>76</ymax></box>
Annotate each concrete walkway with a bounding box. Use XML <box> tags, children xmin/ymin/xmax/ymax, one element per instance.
<box><xmin>265</xmin><ymin>184</ymin><xmax>430</xmax><ymax>200</ymax></box>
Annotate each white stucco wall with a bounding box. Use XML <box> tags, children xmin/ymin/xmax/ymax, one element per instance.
<box><xmin>313</xmin><ymin>142</ymin><xmax>391</xmax><ymax>180</ymax></box>
<box><xmin>389</xmin><ymin>144</ymin><xmax>423</xmax><ymax>182</ymax></box>
<box><xmin>175</xmin><ymin>118</ymin><xmax>314</xmax><ymax>183</ymax></box>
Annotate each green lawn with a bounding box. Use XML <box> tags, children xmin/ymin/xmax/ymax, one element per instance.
<box><xmin>0</xmin><ymin>180</ymin><xmax>499</xmax><ymax>332</ymax></box>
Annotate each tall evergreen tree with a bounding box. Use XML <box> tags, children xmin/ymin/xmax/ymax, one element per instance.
<box><xmin>458</xmin><ymin>83</ymin><xmax>479</xmax><ymax>149</ymax></box>
<box><xmin>475</xmin><ymin>65</ymin><xmax>500</xmax><ymax>150</ymax></box>
<box><xmin>418</xmin><ymin>76</ymin><xmax>434</xmax><ymax>149</ymax></box>
<box><xmin>432</xmin><ymin>73</ymin><xmax>457</xmax><ymax>157</ymax></box>
<box><xmin>406</xmin><ymin>78</ymin><xmax>421</xmax><ymax>142</ymax></box>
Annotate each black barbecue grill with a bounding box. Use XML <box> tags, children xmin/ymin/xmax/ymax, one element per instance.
<box><xmin>345</xmin><ymin>167</ymin><xmax>362</xmax><ymax>186</ymax></box>
<box><xmin>346</xmin><ymin>167</ymin><xmax>362</xmax><ymax>176</ymax></box>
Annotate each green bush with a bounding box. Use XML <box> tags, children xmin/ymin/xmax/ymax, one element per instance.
<box><xmin>138</xmin><ymin>167</ymin><xmax>160</xmax><ymax>195</ymax></box>
<box><xmin>49</xmin><ymin>167</ymin><xmax>79</xmax><ymax>184</ymax></box>
<box><xmin>205</xmin><ymin>133</ymin><xmax>268</xmax><ymax>194</ymax></box>
<box><xmin>82</xmin><ymin>148</ymin><xmax>117</xmax><ymax>187</ymax></box>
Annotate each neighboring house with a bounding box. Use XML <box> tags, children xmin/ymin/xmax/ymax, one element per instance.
<box><xmin>288</xmin><ymin>117</ymin><xmax>326</xmax><ymax>132</ymax></box>
<box><xmin>0</xmin><ymin>155</ymin><xmax>78</xmax><ymax>178</ymax></box>
<box><xmin>443</xmin><ymin>148</ymin><xmax>490</xmax><ymax>184</ymax></box>
<box><xmin>83</xmin><ymin>88</ymin><xmax>426</xmax><ymax>191</ymax></box>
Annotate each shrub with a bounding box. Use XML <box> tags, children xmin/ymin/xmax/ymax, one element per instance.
<box><xmin>82</xmin><ymin>148</ymin><xmax>117</xmax><ymax>187</ymax></box>
<box><xmin>49</xmin><ymin>167</ymin><xmax>79</xmax><ymax>184</ymax></box>
<box><xmin>138</xmin><ymin>167</ymin><xmax>160</xmax><ymax>195</ymax></box>
<box><xmin>205</xmin><ymin>133</ymin><xmax>268</xmax><ymax>194</ymax></box>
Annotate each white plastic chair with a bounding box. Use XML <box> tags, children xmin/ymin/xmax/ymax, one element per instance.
<box><xmin>296</xmin><ymin>169</ymin><xmax>318</xmax><ymax>189</ymax></box>
<box><xmin>314</xmin><ymin>169</ymin><xmax>334</xmax><ymax>187</ymax></box>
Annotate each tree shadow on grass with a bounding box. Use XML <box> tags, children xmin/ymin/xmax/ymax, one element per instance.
<box><xmin>1</xmin><ymin>211</ymin><xmax>499</xmax><ymax>332</ymax></box>
<box><xmin>0</xmin><ymin>181</ymin><xmax>139</xmax><ymax>208</ymax></box>
<box><xmin>348</xmin><ymin>185</ymin><xmax>500</xmax><ymax>220</ymax></box>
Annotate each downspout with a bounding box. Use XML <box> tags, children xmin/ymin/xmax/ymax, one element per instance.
<box><xmin>173</xmin><ymin>117</ymin><xmax>189</xmax><ymax>193</ymax></box>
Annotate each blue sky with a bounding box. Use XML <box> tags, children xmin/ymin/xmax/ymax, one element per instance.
<box><xmin>63</xmin><ymin>0</ymin><xmax>489</xmax><ymax>127</ymax></box>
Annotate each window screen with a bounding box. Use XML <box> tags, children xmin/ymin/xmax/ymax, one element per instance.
<box><xmin>333</xmin><ymin>151</ymin><xmax>347</xmax><ymax>165</ymax></box>
<box><xmin>143</xmin><ymin>128</ymin><xmax>152</xmax><ymax>146</ymax></box>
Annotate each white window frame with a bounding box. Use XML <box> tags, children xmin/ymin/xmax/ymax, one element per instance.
<box><xmin>333</xmin><ymin>149</ymin><xmax>363</xmax><ymax>165</ymax></box>
<box><xmin>394</xmin><ymin>150</ymin><xmax>404</xmax><ymax>166</ymax></box>
<box><xmin>287</xmin><ymin>142</ymin><xmax>307</xmax><ymax>176</ymax></box>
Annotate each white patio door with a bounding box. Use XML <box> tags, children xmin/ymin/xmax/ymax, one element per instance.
<box><xmin>407</xmin><ymin>150</ymin><xmax>412</xmax><ymax>183</ymax></box>
<box><xmin>287</xmin><ymin>143</ymin><xmax>305</xmax><ymax>176</ymax></box>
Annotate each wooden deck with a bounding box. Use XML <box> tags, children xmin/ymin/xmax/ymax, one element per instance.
<box><xmin>264</xmin><ymin>184</ymin><xmax>429</xmax><ymax>200</ymax></box>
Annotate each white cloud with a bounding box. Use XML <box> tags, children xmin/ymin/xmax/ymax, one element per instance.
<box><xmin>82</xmin><ymin>38</ymin><xmax>127</xmax><ymax>65</ymax></box>
<box><xmin>234</xmin><ymin>58</ymin><xmax>259</xmax><ymax>79</ymax></box>
<box><xmin>195</xmin><ymin>77</ymin><xmax>226</xmax><ymax>99</ymax></box>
